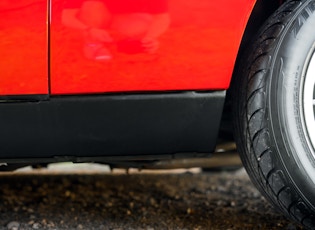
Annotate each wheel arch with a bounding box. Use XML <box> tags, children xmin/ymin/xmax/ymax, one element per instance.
<box><xmin>236</xmin><ymin>0</ymin><xmax>284</xmax><ymax>62</ymax></box>
<box><xmin>218</xmin><ymin>0</ymin><xmax>285</xmax><ymax>140</ymax></box>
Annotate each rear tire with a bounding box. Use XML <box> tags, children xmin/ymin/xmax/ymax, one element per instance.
<box><xmin>233</xmin><ymin>1</ymin><xmax>315</xmax><ymax>228</ymax></box>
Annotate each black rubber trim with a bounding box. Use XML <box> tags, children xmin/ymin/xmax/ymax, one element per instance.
<box><xmin>0</xmin><ymin>94</ymin><xmax>49</xmax><ymax>102</ymax></box>
<box><xmin>0</xmin><ymin>91</ymin><xmax>225</xmax><ymax>162</ymax></box>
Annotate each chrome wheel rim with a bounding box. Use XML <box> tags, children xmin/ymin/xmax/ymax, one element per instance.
<box><xmin>303</xmin><ymin>50</ymin><xmax>315</xmax><ymax>156</ymax></box>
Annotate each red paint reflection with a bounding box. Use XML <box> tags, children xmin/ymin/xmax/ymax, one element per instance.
<box><xmin>51</xmin><ymin>0</ymin><xmax>256</xmax><ymax>95</ymax></box>
<box><xmin>62</xmin><ymin>0</ymin><xmax>170</xmax><ymax>60</ymax></box>
<box><xmin>0</xmin><ymin>1</ymin><xmax>48</xmax><ymax>96</ymax></box>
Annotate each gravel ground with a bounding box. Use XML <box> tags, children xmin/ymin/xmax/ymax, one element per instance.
<box><xmin>0</xmin><ymin>164</ymin><xmax>303</xmax><ymax>230</ymax></box>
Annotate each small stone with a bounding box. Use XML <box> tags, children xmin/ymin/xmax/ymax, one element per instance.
<box><xmin>149</xmin><ymin>198</ymin><xmax>157</xmax><ymax>206</ymax></box>
<box><xmin>7</xmin><ymin>221</ymin><xmax>20</xmax><ymax>230</ymax></box>
<box><xmin>216</xmin><ymin>200</ymin><xmax>224</xmax><ymax>206</ymax></box>
<box><xmin>27</xmin><ymin>208</ymin><xmax>34</xmax><ymax>213</ymax></box>
<box><xmin>28</xmin><ymin>220</ymin><xmax>34</xmax><ymax>225</ymax></box>
<box><xmin>65</xmin><ymin>190</ymin><xmax>71</xmax><ymax>197</ymax></box>
<box><xmin>187</xmin><ymin>208</ymin><xmax>194</xmax><ymax>214</ymax></box>
<box><xmin>32</xmin><ymin>223</ymin><xmax>41</xmax><ymax>229</ymax></box>
<box><xmin>77</xmin><ymin>224</ymin><xmax>83</xmax><ymax>229</ymax></box>
<box><xmin>47</xmin><ymin>221</ymin><xmax>55</xmax><ymax>228</ymax></box>
<box><xmin>41</xmin><ymin>219</ymin><xmax>47</xmax><ymax>225</ymax></box>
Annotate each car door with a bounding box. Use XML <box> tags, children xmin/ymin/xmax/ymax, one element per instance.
<box><xmin>0</xmin><ymin>0</ymin><xmax>49</xmax><ymax>99</ymax></box>
<box><xmin>50</xmin><ymin>0</ymin><xmax>256</xmax><ymax>95</ymax></box>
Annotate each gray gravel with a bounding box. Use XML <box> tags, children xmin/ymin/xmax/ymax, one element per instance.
<box><xmin>0</xmin><ymin>166</ymin><xmax>303</xmax><ymax>230</ymax></box>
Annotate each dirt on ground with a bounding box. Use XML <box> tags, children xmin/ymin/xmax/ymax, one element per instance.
<box><xmin>0</xmin><ymin>165</ymin><xmax>303</xmax><ymax>230</ymax></box>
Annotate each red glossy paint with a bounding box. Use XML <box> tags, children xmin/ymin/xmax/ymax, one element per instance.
<box><xmin>0</xmin><ymin>1</ymin><xmax>48</xmax><ymax>96</ymax></box>
<box><xmin>1</xmin><ymin>1</ymin><xmax>256</xmax><ymax>96</ymax></box>
<box><xmin>50</xmin><ymin>0</ymin><xmax>256</xmax><ymax>95</ymax></box>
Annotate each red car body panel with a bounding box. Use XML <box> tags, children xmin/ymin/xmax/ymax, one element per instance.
<box><xmin>0</xmin><ymin>0</ymin><xmax>255</xmax><ymax>96</ymax></box>
<box><xmin>50</xmin><ymin>0</ymin><xmax>255</xmax><ymax>95</ymax></box>
<box><xmin>0</xmin><ymin>1</ymin><xmax>48</xmax><ymax>96</ymax></box>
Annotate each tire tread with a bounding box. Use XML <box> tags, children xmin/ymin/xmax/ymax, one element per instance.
<box><xmin>233</xmin><ymin>0</ymin><xmax>315</xmax><ymax>228</ymax></box>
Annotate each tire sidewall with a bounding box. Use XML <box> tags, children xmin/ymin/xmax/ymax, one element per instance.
<box><xmin>269</xmin><ymin>0</ymin><xmax>315</xmax><ymax>206</ymax></box>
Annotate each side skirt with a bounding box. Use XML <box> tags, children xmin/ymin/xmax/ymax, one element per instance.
<box><xmin>0</xmin><ymin>91</ymin><xmax>225</xmax><ymax>163</ymax></box>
